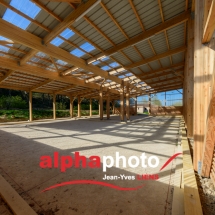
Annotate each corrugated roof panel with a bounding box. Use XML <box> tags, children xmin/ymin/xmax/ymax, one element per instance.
<box><xmin>160</xmin><ymin>56</ymin><xmax>171</xmax><ymax>68</ymax></box>
<box><xmin>73</xmin><ymin>20</ymin><xmax>112</xmax><ymax>51</ymax></box>
<box><xmin>135</xmin><ymin>40</ymin><xmax>155</xmax><ymax>59</ymax></box>
<box><xmin>88</xmin><ymin>7</ymin><xmax>125</xmax><ymax>45</ymax></box>
<box><xmin>111</xmin><ymin>53</ymin><xmax>131</xmax><ymax>66</ymax></box>
<box><xmin>133</xmin><ymin>0</ymin><xmax>162</xmax><ymax>30</ymax></box>
<box><xmin>161</xmin><ymin>0</ymin><xmax>185</xmax><ymax>21</ymax></box>
<box><xmin>123</xmin><ymin>46</ymin><xmax>142</xmax><ymax>63</ymax></box>
<box><xmin>149</xmin><ymin>60</ymin><xmax>161</xmax><ymax>70</ymax></box>
<box><xmin>139</xmin><ymin>64</ymin><xmax>151</xmax><ymax>73</ymax></box>
<box><xmin>130</xmin><ymin>67</ymin><xmax>142</xmax><ymax>75</ymax></box>
<box><xmin>167</xmin><ymin>23</ymin><xmax>184</xmax><ymax>49</ymax></box>
<box><xmin>172</xmin><ymin>52</ymin><xmax>184</xmax><ymax>64</ymax></box>
<box><xmin>103</xmin><ymin>0</ymin><xmax>142</xmax><ymax>39</ymax></box>
<box><xmin>150</xmin><ymin>32</ymin><xmax>168</xmax><ymax>55</ymax></box>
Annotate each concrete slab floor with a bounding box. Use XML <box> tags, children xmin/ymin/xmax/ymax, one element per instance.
<box><xmin>0</xmin><ymin>115</ymin><xmax>182</xmax><ymax>215</ymax></box>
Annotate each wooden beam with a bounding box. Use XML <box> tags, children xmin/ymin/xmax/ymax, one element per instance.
<box><xmin>0</xmin><ymin>70</ymin><xmax>14</xmax><ymax>83</ymax></box>
<box><xmin>0</xmin><ymin>56</ymin><xmax>119</xmax><ymax>95</ymax></box>
<box><xmin>0</xmin><ymin>40</ymin><xmax>15</xmax><ymax>45</ymax></box>
<box><xmin>30</xmin><ymin>79</ymin><xmax>53</xmax><ymax>91</ymax></box>
<box><xmin>0</xmin><ymin>19</ymin><xmax>142</xmax><ymax>93</ymax></box>
<box><xmin>87</xmin><ymin>11</ymin><xmax>190</xmax><ymax>64</ymax></box>
<box><xmin>143</xmin><ymin>69</ymin><xmax>183</xmax><ymax>81</ymax></box>
<box><xmin>141</xmin><ymin>62</ymin><xmax>184</xmax><ymax>78</ymax></box>
<box><xmin>125</xmin><ymin>46</ymin><xmax>186</xmax><ymax>69</ymax></box>
<box><xmin>54</xmin><ymin>85</ymin><xmax>76</xmax><ymax>94</ymax></box>
<box><xmin>202</xmin><ymin>0</ymin><xmax>215</xmax><ymax>43</ymax></box>
<box><xmin>182</xmin><ymin>126</ymin><xmax>203</xmax><ymax>215</ymax></box>
<box><xmin>100</xmin><ymin>2</ymin><xmax>128</xmax><ymax>39</ymax></box>
<box><xmin>20</xmin><ymin>0</ymin><xmax>99</xmax><ymax>64</ymax></box>
<box><xmin>31</xmin><ymin>0</ymin><xmax>63</xmax><ymax>22</ymax></box>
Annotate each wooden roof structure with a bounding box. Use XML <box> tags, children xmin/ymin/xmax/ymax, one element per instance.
<box><xmin>0</xmin><ymin>0</ymin><xmax>190</xmax><ymax>99</ymax></box>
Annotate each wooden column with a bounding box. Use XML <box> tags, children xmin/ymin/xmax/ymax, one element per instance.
<box><xmin>112</xmin><ymin>100</ymin><xmax>115</xmax><ymax>114</ymax></box>
<box><xmin>106</xmin><ymin>91</ymin><xmax>110</xmax><ymax>119</ymax></box>
<box><xmin>70</xmin><ymin>96</ymin><xmax>74</xmax><ymax>118</ymax></box>
<box><xmin>183</xmin><ymin>17</ymin><xmax>194</xmax><ymax>137</ymax></box>
<box><xmin>78</xmin><ymin>96</ymin><xmax>81</xmax><ymax>118</ymax></box>
<box><xmin>99</xmin><ymin>87</ymin><xmax>103</xmax><ymax>120</ymax></box>
<box><xmin>53</xmin><ymin>94</ymin><xmax>56</xmax><ymax>120</ymax></box>
<box><xmin>120</xmin><ymin>81</ymin><xmax>125</xmax><ymax>121</ymax></box>
<box><xmin>126</xmin><ymin>83</ymin><xmax>130</xmax><ymax>120</ymax></box>
<box><xmin>135</xmin><ymin>96</ymin><xmax>137</xmax><ymax>115</ymax></box>
<box><xmin>29</xmin><ymin>91</ymin><xmax>33</xmax><ymax>122</ymax></box>
<box><xmin>90</xmin><ymin>98</ymin><xmax>92</xmax><ymax>117</ymax></box>
<box><xmin>149</xmin><ymin>94</ymin><xmax>151</xmax><ymax>115</ymax></box>
<box><xmin>193</xmin><ymin>0</ymin><xmax>213</xmax><ymax>172</ymax></box>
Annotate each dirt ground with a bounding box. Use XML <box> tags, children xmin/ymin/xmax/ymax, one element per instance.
<box><xmin>0</xmin><ymin>115</ymin><xmax>181</xmax><ymax>215</ymax></box>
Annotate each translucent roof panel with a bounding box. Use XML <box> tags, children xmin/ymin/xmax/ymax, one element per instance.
<box><xmin>101</xmin><ymin>66</ymin><xmax>110</xmax><ymax>71</ymax></box>
<box><xmin>92</xmin><ymin>61</ymin><xmax>100</xmax><ymax>65</ymax></box>
<box><xmin>80</xmin><ymin>42</ymin><xmax>95</xmax><ymax>52</ymax></box>
<box><xmin>60</xmin><ymin>28</ymin><xmax>75</xmax><ymax>40</ymax></box>
<box><xmin>101</xmin><ymin>56</ymin><xmax>110</xmax><ymax>61</ymax></box>
<box><xmin>0</xmin><ymin>45</ymin><xmax>10</xmax><ymax>53</ymax></box>
<box><xmin>71</xmin><ymin>48</ymin><xmax>85</xmax><ymax>57</ymax></box>
<box><xmin>50</xmin><ymin>37</ymin><xmax>64</xmax><ymax>47</ymax></box>
<box><xmin>10</xmin><ymin>0</ymin><xmax>41</xmax><ymax>19</ymax></box>
<box><xmin>3</xmin><ymin>9</ymin><xmax>31</xmax><ymax>30</ymax></box>
<box><xmin>2</xmin><ymin>0</ymin><xmax>41</xmax><ymax>30</ymax></box>
<box><xmin>109</xmin><ymin>62</ymin><xmax>119</xmax><ymax>68</ymax></box>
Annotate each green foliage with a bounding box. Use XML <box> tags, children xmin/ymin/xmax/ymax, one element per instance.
<box><xmin>56</xmin><ymin>102</ymin><xmax>66</xmax><ymax>110</ymax></box>
<box><xmin>152</xmin><ymin>95</ymin><xmax>162</xmax><ymax>106</ymax></box>
<box><xmin>0</xmin><ymin>96</ymin><xmax>27</xmax><ymax>109</ymax></box>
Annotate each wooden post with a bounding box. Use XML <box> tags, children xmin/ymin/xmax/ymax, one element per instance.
<box><xmin>149</xmin><ymin>94</ymin><xmax>151</xmax><ymax>115</ymax></box>
<box><xmin>90</xmin><ymin>98</ymin><xmax>92</xmax><ymax>117</ymax></box>
<box><xmin>184</xmin><ymin>17</ymin><xmax>194</xmax><ymax>137</ymax></box>
<box><xmin>29</xmin><ymin>91</ymin><xmax>33</xmax><ymax>122</ymax></box>
<box><xmin>70</xmin><ymin>96</ymin><xmax>74</xmax><ymax>118</ymax></box>
<box><xmin>106</xmin><ymin>91</ymin><xmax>110</xmax><ymax>119</ymax></box>
<box><xmin>99</xmin><ymin>87</ymin><xmax>103</xmax><ymax>120</ymax></box>
<box><xmin>135</xmin><ymin>96</ymin><xmax>137</xmax><ymax>115</ymax></box>
<box><xmin>120</xmin><ymin>81</ymin><xmax>125</xmax><ymax>121</ymax></box>
<box><xmin>193</xmin><ymin>0</ymin><xmax>212</xmax><ymax>172</ymax></box>
<box><xmin>126</xmin><ymin>83</ymin><xmax>130</xmax><ymax>120</ymax></box>
<box><xmin>78</xmin><ymin>96</ymin><xmax>81</xmax><ymax>118</ymax></box>
<box><xmin>53</xmin><ymin>94</ymin><xmax>56</xmax><ymax>120</ymax></box>
<box><xmin>112</xmin><ymin>100</ymin><xmax>115</xmax><ymax>114</ymax></box>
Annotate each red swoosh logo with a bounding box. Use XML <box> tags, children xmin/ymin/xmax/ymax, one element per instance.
<box><xmin>159</xmin><ymin>153</ymin><xmax>182</xmax><ymax>171</ymax></box>
<box><xmin>41</xmin><ymin>180</ymin><xmax>144</xmax><ymax>192</ymax></box>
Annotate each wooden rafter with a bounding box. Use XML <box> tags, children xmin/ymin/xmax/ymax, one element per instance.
<box><xmin>0</xmin><ymin>70</ymin><xmax>14</xmax><ymax>83</ymax></box>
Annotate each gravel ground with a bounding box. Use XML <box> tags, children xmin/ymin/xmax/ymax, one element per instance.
<box><xmin>196</xmin><ymin>173</ymin><xmax>215</xmax><ymax>215</ymax></box>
